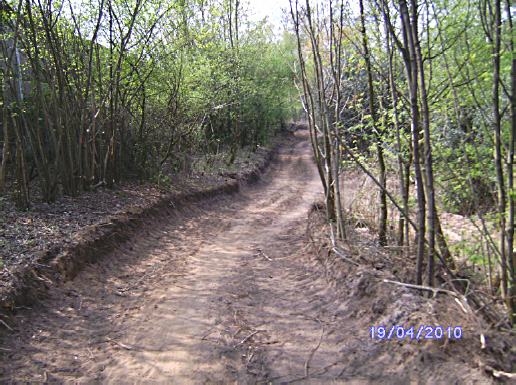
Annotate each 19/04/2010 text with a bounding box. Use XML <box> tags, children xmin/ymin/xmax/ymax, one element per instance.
<box><xmin>370</xmin><ymin>326</ymin><xmax>463</xmax><ymax>340</ymax></box>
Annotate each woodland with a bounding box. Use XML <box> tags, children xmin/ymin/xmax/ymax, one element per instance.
<box><xmin>1</xmin><ymin>0</ymin><xmax>515</xmax><ymax>346</ymax></box>
<box><xmin>288</xmin><ymin>0</ymin><xmax>516</xmax><ymax>328</ymax></box>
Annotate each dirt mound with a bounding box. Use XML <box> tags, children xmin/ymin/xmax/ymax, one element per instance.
<box><xmin>307</xmin><ymin>206</ymin><xmax>516</xmax><ymax>383</ymax></box>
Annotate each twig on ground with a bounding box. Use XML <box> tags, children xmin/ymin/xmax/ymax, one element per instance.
<box><xmin>382</xmin><ymin>279</ymin><xmax>457</xmax><ymax>298</ymax></box>
<box><xmin>233</xmin><ymin>330</ymin><xmax>261</xmax><ymax>348</ymax></box>
<box><xmin>485</xmin><ymin>365</ymin><xmax>516</xmax><ymax>380</ymax></box>
<box><xmin>0</xmin><ymin>320</ymin><xmax>14</xmax><ymax>332</ymax></box>
<box><xmin>332</xmin><ymin>247</ymin><xmax>359</xmax><ymax>266</ymax></box>
<box><xmin>304</xmin><ymin>317</ymin><xmax>324</xmax><ymax>378</ymax></box>
<box><xmin>253</xmin><ymin>249</ymin><xmax>273</xmax><ymax>261</ymax></box>
<box><xmin>201</xmin><ymin>329</ymin><xmax>217</xmax><ymax>341</ymax></box>
<box><xmin>245</xmin><ymin>351</ymin><xmax>254</xmax><ymax>366</ymax></box>
<box><xmin>33</xmin><ymin>263</ymin><xmax>51</xmax><ymax>268</ymax></box>
<box><xmin>480</xmin><ymin>334</ymin><xmax>486</xmax><ymax>350</ymax></box>
<box><xmin>31</xmin><ymin>270</ymin><xmax>54</xmax><ymax>285</ymax></box>
<box><xmin>105</xmin><ymin>338</ymin><xmax>142</xmax><ymax>351</ymax></box>
<box><xmin>105</xmin><ymin>338</ymin><xmax>171</xmax><ymax>353</ymax></box>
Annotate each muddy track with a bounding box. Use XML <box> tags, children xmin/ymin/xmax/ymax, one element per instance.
<box><xmin>0</xmin><ymin>129</ymin><xmax>496</xmax><ymax>383</ymax></box>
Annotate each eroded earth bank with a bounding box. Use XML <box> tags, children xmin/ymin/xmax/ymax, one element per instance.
<box><xmin>0</xmin><ymin>128</ymin><xmax>507</xmax><ymax>383</ymax></box>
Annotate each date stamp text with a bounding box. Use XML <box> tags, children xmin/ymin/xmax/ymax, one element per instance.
<box><xmin>370</xmin><ymin>326</ymin><xmax>463</xmax><ymax>340</ymax></box>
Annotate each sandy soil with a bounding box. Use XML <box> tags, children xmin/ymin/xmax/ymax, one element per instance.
<box><xmin>0</xmin><ymin>129</ymin><xmax>508</xmax><ymax>383</ymax></box>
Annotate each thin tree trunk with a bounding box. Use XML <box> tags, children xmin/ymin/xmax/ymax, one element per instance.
<box><xmin>491</xmin><ymin>0</ymin><xmax>509</xmax><ymax>307</ymax></box>
<box><xmin>381</xmin><ymin>0</ymin><xmax>407</xmax><ymax>248</ymax></box>
<box><xmin>329</xmin><ymin>0</ymin><xmax>346</xmax><ymax>239</ymax></box>
<box><xmin>399</xmin><ymin>0</ymin><xmax>426</xmax><ymax>285</ymax></box>
<box><xmin>0</xmin><ymin>0</ymin><xmax>23</xmax><ymax>189</ymax></box>
<box><xmin>411</xmin><ymin>0</ymin><xmax>437</xmax><ymax>286</ymax></box>
<box><xmin>304</xmin><ymin>0</ymin><xmax>336</xmax><ymax>222</ymax></box>
<box><xmin>360</xmin><ymin>0</ymin><xmax>387</xmax><ymax>246</ymax></box>
<box><xmin>23</xmin><ymin>0</ymin><xmax>57</xmax><ymax>202</ymax></box>
<box><xmin>380</xmin><ymin>0</ymin><xmax>413</xmax><ymax>249</ymax></box>
<box><xmin>228</xmin><ymin>0</ymin><xmax>240</xmax><ymax>165</ymax></box>
<box><xmin>0</xmin><ymin>98</ymin><xmax>9</xmax><ymax>190</ymax></box>
<box><xmin>505</xmin><ymin>0</ymin><xmax>515</xmax><ymax>323</ymax></box>
<box><xmin>13</xmin><ymin>116</ymin><xmax>29</xmax><ymax>209</ymax></box>
<box><xmin>290</xmin><ymin>0</ymin><xmax>337</xmax><ymax>227</ymax></box>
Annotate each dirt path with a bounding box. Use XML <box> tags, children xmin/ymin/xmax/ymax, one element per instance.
<box><xmin>1</xmin><ymin>129</ymin><xmax>327</xmax><ymax>382</ymax></box>
<box><xmin>0</xmin><ymin>129</ymin><xmax>497</xmax><ymax>383</ymax></box>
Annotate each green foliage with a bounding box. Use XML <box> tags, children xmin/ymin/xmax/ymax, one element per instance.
<box><xmin>1</xmin><ymin>0</ymin><xmax>297</xmax><ymax>202</ymax></box>
<box><xmin>433</xmin><ymin>125</ymin><xmax>495</xmax><ymax>215</ymax></box>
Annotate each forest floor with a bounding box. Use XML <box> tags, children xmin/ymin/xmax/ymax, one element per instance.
<box><xmin>0</xmin><ymin>127</ymin><xmax>515</xmax><ymax>383</ymax></box>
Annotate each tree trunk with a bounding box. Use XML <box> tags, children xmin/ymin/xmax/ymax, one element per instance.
<box><xmin>13</xmin><ymin>116</ymin><xmax>29</xmax><ymax>209</ymax></box>
<box><xmin>411</xmin><ymin>0</ymin><xmax>438</xmax><ymax>286</ymax></box>
<box><xmin>360</xmin><ymin>0</ymin><xmax>387</xmax><ymax>246</ymax></box>
<box><xmin>505</xmin><ymin>0</ymin><xmax>516</xmax><ymax>323</ymax></box>
<box><xmin>399</xmin><ymin>0</ymin><xmax>426</xmax><ymax>285</ymax></box>
<box><xmin>0</xmin><ymin>0</ymin><xmax>23</xmax><ymax>189</ymax></box>
<box><xmin>491</xmin><ymin>0</ymin><xmax>509</xmax><ymax>312</ymax></box>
